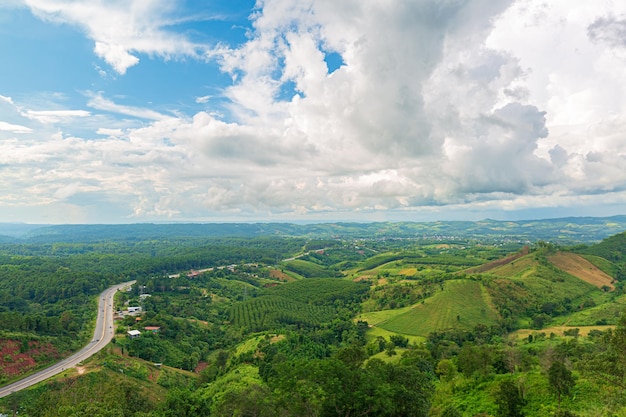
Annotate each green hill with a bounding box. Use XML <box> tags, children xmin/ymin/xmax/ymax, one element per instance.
<box><xmin>282</xmin><ymin>259</ymin><xmax>341</xmax><ymax>278</ymax></box>
<box><xmin>579</xmin><ymin>231</ymin><xmax>626</xmax><ymax>263</ymax></box>
<box><xmin>378</xmin><ymin>280</ymin><xmax>499</xmax><ymax>337</ymax></box>
<box><xmin>481</xmin><ymin>253</ymin><xmax>604</xmax><ymax>324</ymax></box>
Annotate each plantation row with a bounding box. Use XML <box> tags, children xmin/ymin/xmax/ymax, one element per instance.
<box><xmin>263</xmin><ymin>278</ymin><xmax>368</xmax><ymax>307</ymax></box>
<box><xmin>230</xmin><ymin>296</ymin><xmax>335</xmax><ymax>331</ymax></box>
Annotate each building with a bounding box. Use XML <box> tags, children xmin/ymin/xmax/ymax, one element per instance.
<box><xmin>127</xmin><ymin>330</ymin><xmax>141</xmax><ymax>339</ymax></box>
<box><xmin>127</xmin><ymin>306</ymin><xmax>142</xmax><ymax>315</ymax></box>
<box><xmin>144</xmin><ymin>326</ymin><xmax>160</xmax><ymax>333</ymax></box>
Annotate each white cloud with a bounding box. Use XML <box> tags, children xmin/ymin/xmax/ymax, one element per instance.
<box><xmin>3</xmin><ymin>0</ymin><xmax>626</xmax><ymax>223</ymax></box>
<box><xmin>22</xmin><ymin>0</ymin><xmax>207</xmax><ymax>74</ymax></box>
<box><xmin>0</xmin><ymin>95</ymin><xmax>15</xmax><ymax>105</ymax></box>
<box><xmin>87</xmin><ymin>93</ymin><xmax>170</xmax><ymax>120</ymax></box>
<box><xmin>96</xmin><ymin>128</ymin><xmax>124</xmax><ymax>137</ymax></box>
<box><xmin>23</xmin><ymin>109</ymin><xmax>90</xmax><ymax>124</ymax></box>
<box><xmin>0</xmin><ymin>121</ymin><xmax>32</xmax><ymax>133</ymax></box>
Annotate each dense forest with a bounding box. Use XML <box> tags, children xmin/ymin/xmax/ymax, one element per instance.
<box><xmin>0</xmin><ymin>218</ymin><xmax>626</xmax><ymax>416</ymax></box>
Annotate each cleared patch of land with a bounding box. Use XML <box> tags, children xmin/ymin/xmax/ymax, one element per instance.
<box><xmin>548</xmin><ymin>252</ymin><xmax>615</xmax><ymax>290</ymax></box>
<box><xmin>378</xmin><ymin>280</ymin><xmax>499</xmax><ymax>337</ymax></box>
<box><xmin>269</xmin><ymin>268</ymin><xmax>297</xmax><ymax>282</ymax></box>
<box><xmin>511</xmin><ymin>325</ymin><xmax>614</xmax><ymax>339</ymax></box>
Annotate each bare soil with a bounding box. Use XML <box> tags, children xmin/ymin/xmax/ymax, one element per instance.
<box><xmin>548</xmin><ymin>252</ymin><xmax>615</xmax><ymax>290</ymax></box>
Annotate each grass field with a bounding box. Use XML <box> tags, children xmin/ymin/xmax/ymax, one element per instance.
<box><xmin>377</xmin><ymin>280</ymin><xmax>499</xmax><ymax>337</ymax></box>
<box><xmin>357</xmin><ymin>306</ymin><xmax>412</xmax><ymax>326</ymax></box>
<box><xmin>548</xmin><ymin>252</ymin><xmax>615</xmax><ymax>290</ymax></box>
<box><xmin>510</xmin><ymin>325</ymin><xmax>615</xmax><ymax>339</ymax></box>
<box><xmin>233</xmin><ymin>335</ymin><xmax>265</xmax><ymax>356</ymax></box>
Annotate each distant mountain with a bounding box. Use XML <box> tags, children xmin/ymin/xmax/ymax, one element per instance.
<box><xmin>7</xmin><ymin>215</ymin><xmax>626</xmax><ymax>244</ymax></box>
<box><xmin>0</xmin><ymin>223</ymin><xmax>51</xmax><ymax>240</ymax></box>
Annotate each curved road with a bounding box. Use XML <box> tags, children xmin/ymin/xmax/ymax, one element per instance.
<box><xmin>0</xmin><ymin>280</ymin><xmax>135</xmax><ymax>398</ymax></box>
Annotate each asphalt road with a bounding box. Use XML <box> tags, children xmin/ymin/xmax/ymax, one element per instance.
<box><xmin>0</xmin><ymin>280</ymin><xmax>135</xmax><ymax>399</ymax></box>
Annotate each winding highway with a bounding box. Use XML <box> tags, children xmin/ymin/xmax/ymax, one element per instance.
<box><xmin>0</xmin><ymin>280</ymin><xmax>135</xmax><ymax>398</ymax></box>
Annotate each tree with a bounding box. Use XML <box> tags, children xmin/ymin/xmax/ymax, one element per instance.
<box><xmin>494</xmin><ymin>379</ymin><xmax>525</xmax><ymax>417</ymax></box>
<box><xmin>435</xmin><ymin>359</ymin><xmax>457</xmax><ymax>382</ymax></box>
<box><xmin>548</xmin><ymin>360</ymin><xmax>575</xmax><ymax>411</ymax></box>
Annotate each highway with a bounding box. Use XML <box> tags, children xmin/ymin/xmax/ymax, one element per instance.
<box><xmin>0</xmin><ymin>280</ymin><xmax>135</xmax><ymax>398</ymax></box>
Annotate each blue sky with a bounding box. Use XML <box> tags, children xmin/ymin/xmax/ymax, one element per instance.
<box><xmin>1</xmin><ymin>0</ymin><xmax>626</xmax><ymax>224</ymax></box>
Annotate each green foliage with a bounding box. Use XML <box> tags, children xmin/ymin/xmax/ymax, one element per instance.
<box><xmin>548</xmin><ymin>361</ymin><xmax>575</xmax><ymax>410</ymax></box>
<box><xmin>494</xmin><ymin>379</ymin><xmax>526</xmax><ymax>417</ymax></box>
<box><xmin>266</xmin><ymin>356</ymin><xmax>434</xmax><ymax>417</ymax></box>
<box><xmin>3</xmin><ymin>369</ymin><xmax>160</xmax><ymax>417</ymax></box>
<box><xmin>579</xmin><ymin>231</ymin><xmax>626</xmax><ymax>263</ymax></box>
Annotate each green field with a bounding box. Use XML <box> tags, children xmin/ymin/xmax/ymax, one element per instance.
<box><xmin>378</xmin><ymin>279</ymin><xmax>499</xmax><ymax>336</ymax></box>
<box><xmin>357</xmin><ymin>306</ymin><xmax>413</xmax><ymax>326</ymax></box>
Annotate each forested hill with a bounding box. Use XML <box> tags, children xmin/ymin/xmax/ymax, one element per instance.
<box><xmin>1</xmin><ymin>215</ymin><xmax>626</xmax><ymax>243</ymax></box>
<box><xmin>579</xmin><ymin>231</ymin><xmax>626</xmax><ymax>262</ymax></box>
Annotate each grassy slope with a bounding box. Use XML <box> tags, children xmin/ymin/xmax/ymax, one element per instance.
<box><xmin>378</xmin><ymin>280</ymin><xmax>499</xmax><ymax>337</ymax></box>
<box><xmin>282</xmin><ymin>259</ymin><xmax>336</xmax><ymax>278</ymax></box>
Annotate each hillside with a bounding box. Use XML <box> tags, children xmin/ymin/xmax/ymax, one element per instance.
<box><xmin>375</xmin><ymin>279</ymin><xmax>499</xmax><ymax>337</ymax></box>
<box><xmin>579</xmin><ymin>231</ymin><xmax>626</xmax><ymax>263</ymax></box>
<box><xmin>547</xmin><ymin>251</ymin><xmax>615</xmax><ymax>290</ymax></box>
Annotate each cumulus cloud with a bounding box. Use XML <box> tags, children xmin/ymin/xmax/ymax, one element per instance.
<box><xmin>588</xmin><ymin>15</ymin><xmax>626</xmax><ymax>49</ymax></box>
<box><xmin>22</xmin><ymin>0</ymin><xmax>206</xmax><ymax>74</ymax></box>
<box><xmin>3</xmin><ymin>0</ymin><xmax>626</xmax><ymax>222</ymax></box>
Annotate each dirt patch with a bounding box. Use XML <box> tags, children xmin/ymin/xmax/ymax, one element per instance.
<box><xmin>269</xmin><ymin>269</ymin><xmax>296</xmax><ymax>282</ymax></box>
<box><xmin>0</xmin><ymin>339</ymin><xmax>61</xmax><ymax>378</ymax></box>
<box><xmin>75</xmin><ymin>366</ymin><xmax>86</xmax><ymax>375</ymax></box>
<box><xmin>548</xmin><ymin>252</ymin><xmax>615</xmax><ymax>290</ymax></box>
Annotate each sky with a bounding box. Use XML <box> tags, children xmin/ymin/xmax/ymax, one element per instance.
<box><xmin>1</xmin><ymin>0</ymin><xmax>626</xmax><ymax>224</ymax></box>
